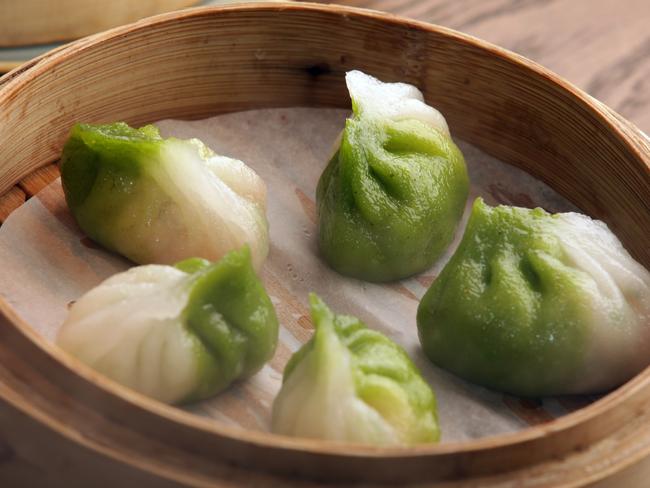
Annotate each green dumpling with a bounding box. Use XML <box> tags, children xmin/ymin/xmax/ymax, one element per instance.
<box><xmin>61</xmin><ymin>122</ymin><xmax>269</xmax><ymax>268</ymax></box>
<box><xmin>417</xmin><ymin>198</ymin><xmax>650</xmax><ymax>397</ymax></box>
<box><xmin>57</xmin><ymin>246</ymin><xmax>279</xmax><ymax>404</ymax></box>
<box><xmin>316</xmin><ymin>70</ymin><xmax>469</xmax><ymax>282</ymax></box>
<box><xmin>272</xmin><ymin>294</ymin><xmax>439</xmax><ymax>445</ymax></box>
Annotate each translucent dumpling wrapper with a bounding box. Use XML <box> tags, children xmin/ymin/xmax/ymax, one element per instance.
<box><xmin>316</xmin><ymin>70</ymin><xmax>469</xmax><ymax>282</ymax></box>
<box><xmin>271</xmin><ymin>294</ymin><xmax>440</xmax><ymax>445</ymax></box>
<box><xmin>417</xmin><ymin>198</ymin><xmax>650</xmax><ymax>397</ymax></box>
<box><xmin>57</xmin><ymin>247</ymin><xmax>279</xmax><ymax>404</ymax></box>
<box><xmin>60</xmin><ymin>122</ymin><xmax>269</xmax><ymax>269</ymax></box>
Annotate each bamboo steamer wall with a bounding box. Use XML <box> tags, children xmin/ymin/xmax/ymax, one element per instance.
<box><xmin>0</xmin><ymin>3</ymin><xmax>649</xmax><ymax>486</ymax></box>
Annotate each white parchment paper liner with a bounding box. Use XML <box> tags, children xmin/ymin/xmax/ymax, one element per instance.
<box><xmin>0</xmin><ymin>107</ymin><xmax>594</xmax><ymax>442</ymax></box>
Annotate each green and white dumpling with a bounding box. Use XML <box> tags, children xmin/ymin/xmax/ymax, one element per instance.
<box><xmin>57</xmin><ymin>247</ymin><xmax>278</xmax><ymax>404</ymax></box>
<box><xmin>417</xmin><ymin>198</ymin><xmax>650</xmax><ymax>397</ymax></box>
<box><xmin>272</xmin><ymin>294</ymin><xmax>439</xmax><ymax>445</ymax></box>
<box><xmin>317</xmin><ymin>70</ymin><xmax>469</xmax><ymax>282</ymax></box>
<box><xmin>61</xmin><ymin>122</ymin><xmax>269</xmax><ymax>268</ymax></box>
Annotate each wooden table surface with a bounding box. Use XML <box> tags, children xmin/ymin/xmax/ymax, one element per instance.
<box><xmin>0</xmin><ymin>1</ymin><xmax>649</xmax><ymax>486</ymax></box>
<box><xmin>336</xmin><ymin>0</ymin><xmax>650</xmax><ymax>134</ymax></box>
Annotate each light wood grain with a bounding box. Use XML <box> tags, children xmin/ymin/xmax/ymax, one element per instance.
<box><xmin>0</xmin><ymin>0</ymin><xmax>199</xmax><ymax>47</ymax></box>
<box><xmin>0</xmin><ymin>186</ymin><xmax>25</xmax><ymax>222</ymax></box>
<box><xmin>17</xmin><ymin>164</ymin><xmax>60</xmax><ymax>197</ymax></box>
<box><xmin>0</xmin><ymin>163</ymin><xmax>60</xmax><ymax>228</ymax></box>
<box><xmin>0</xmin><ymin>61</ymin><xmax>23</xmax><ymax>73</ymax></box>
<box><xmin>0</xmin><ymin>3</ymin><xmax>648</xmax><ymax>486</ymax></box>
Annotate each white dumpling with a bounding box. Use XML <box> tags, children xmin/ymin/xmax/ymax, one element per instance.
<box><xmin>57</xmin><ymin>248</ymin><xmax>279</xmax><ymax>404</ymax></box>
<box><xmin>271</xmin><ymin>305</ymin><xmax>399</xmax><ymax>444</ymax></box>
<box><xmin>345</xmin><ymin>70</ymin><xmax>450</xmax><ymax>135</ymax></box>
<box><xmin>554</xmin><ymin>212</ymin><xmax>650</xmax><ymax>392</ymax></box>
<box><xmin>272</xmin><ymin>294</ymin><xmax>440</xmax><ymax>445</ymax></box>
<box><xmin>58</xmin><ymin>265</ymin><xmax>197</xmax><ymax>403</ymax></box>
<box><xmin>152</xmin><ymin>138</ymin><xmax>269</xmax><ymax>268</ymax></box>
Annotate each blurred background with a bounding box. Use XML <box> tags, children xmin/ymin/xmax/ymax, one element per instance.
<box><xmin>0</xmin><ymin>0</ymin><xmax>244</xmax><ymax>72</ymax></box>
<box><xmin>1</xmin><ymin>0</ymin><xmax>649</xmax><ymax>134</ymax></box>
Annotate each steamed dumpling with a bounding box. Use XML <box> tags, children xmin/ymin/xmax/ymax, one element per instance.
<box><xmin>272</xmin><ymin>294</ymin><xmax>439</xmax><ymax>445</ymax></box>
<box><xmin>417</xmin><ymin>198</ymin><xmax>650</xmax><ymax>396</ymax></box>
<box><xmin>61</xmin><ymin>122</ymin><xmax>269</xmax><ymax>268</ymax></box>
<box><xmin>57</xmin><ymin>247</ymin><xmax>278</xmax><ymax>404</ymax></box>
<box><xmin>317</xmin><ymin>70</ymin><xmax>469</xmax><ymax>282</ymax></box>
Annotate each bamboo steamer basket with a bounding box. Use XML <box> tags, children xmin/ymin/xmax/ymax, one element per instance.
<box><xmin>0</xmin><ymin>0</ymin><xmax>199</xmax><ymax>47</ymax></box>
<box><xmin>0</xmin><ymin>3</ymin><xmax>649</xmax><ymax>486</ymax></box>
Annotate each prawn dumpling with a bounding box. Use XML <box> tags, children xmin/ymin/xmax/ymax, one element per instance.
<box><xmin>61</xmin><ymin>122</ymin><xmax>269</xmax><ymax>268</ymax></box>
<box><xmin>57</xmin><ymin>247</ymin><xmax>279</xmax><ymax>404</ymax></box>
<box><xmin>316</xmin><ymin>70</ymin><xmax>469</xmax><ymax>282</ymax></box>
<box><xmin>272</xmin><ymin>294</ymin><xmax>439</xmax><ymax>445</ymax></box>
<box><xmin>417</xmin><ymin>198</ymin><xmax>650</xmax><ymax>397</ymax></box>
